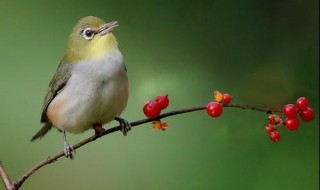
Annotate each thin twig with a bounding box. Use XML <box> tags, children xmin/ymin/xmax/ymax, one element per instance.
<box><xmin>0</xmin><ymin>161</ymin><xmax>13</xmax><ymax>190</ymax></box>
<box><xmin>2</xmin><ymin>104</ymin><xmax>281</xmax><ymax>189</ymax></box>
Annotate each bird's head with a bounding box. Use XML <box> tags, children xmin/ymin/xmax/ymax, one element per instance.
<box><xmin>64</xmin><ymin>16</ymin><xmax>119</xmax><ymax>63</ymax></box>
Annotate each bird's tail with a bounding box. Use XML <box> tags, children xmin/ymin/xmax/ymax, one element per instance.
<box><xmin>31</xmin><ymin>122</ymin><xmax>53</xmax><ymax>141</ymax></box>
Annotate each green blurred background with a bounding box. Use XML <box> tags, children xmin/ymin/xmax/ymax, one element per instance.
<box><xmin>0</xmin><ymin>0</ymin><xmax>318</xmax><ymax>190</ymax></box>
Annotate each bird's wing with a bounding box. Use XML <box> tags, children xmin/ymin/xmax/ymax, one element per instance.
<box><xmin>40</xmin><ymin>61</ymin><xmax>75</xmax><ymax>123</ymax></box>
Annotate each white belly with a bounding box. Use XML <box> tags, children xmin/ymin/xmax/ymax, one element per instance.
<box><xmin>49</xmin><ymin>52</ymin><xmax>128</xmax><ymax>133</ymax></box>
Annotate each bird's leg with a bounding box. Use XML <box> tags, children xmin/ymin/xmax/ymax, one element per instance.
<box><xmin>115</xmin><ymin>117</ymin><xmax>131</xmax><ymax>136</ymax></box>
<box><xmin>93</xmin><ymin>123</ymin><xmax>105</xmax><ymax>134</ymax></box>
<box><xmin>63</xmin><ymin>129</ymin><xmax>75</xmax><ymax>159</ymax></box>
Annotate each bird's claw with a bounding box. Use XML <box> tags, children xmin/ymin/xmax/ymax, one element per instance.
<box><xmin>64</xmin><ymin>143</ymin><xmax>75</xmax><ymax>159</ymax></box>
<box><xmin>115</xmin><ymin>117</ymin><xmax>131</xmax><ymax>136</ymax></box>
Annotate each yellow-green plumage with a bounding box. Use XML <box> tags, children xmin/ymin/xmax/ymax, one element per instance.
<box><xmin>65</xmin><ymin>16</ymin><xmax>119</xmax><ymax>63</ymax></box>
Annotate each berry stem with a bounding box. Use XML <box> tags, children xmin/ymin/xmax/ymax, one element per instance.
<box><xmin>225</xmin><ymin>104</ymin><xmax>282</xmax><ymax>113</ymax></box>
<box><xmin>134</xmin><ymin>104</ymin><xmax>282</xmax><ymax>128</ymax></box>
<box><xmin>149</xmin><ymin>103</ymin><xmax>281</xmax><ymax>121</ymax></box>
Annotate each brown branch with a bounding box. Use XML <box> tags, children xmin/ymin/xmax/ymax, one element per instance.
<box><xmin>0</xmin><ymin>161</ymin><xmax>13</xmax><ymax>190</ymax></box>
<box><xmin>1</xmin><ymin>104</ymin><xmax>281</xmax><ymax>190</ymax></box>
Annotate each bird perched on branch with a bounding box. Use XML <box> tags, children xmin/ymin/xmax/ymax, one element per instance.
<box><xmin>31</xmin><ymin>16</ymin><xmax>130</xmax><ymax>159</ymax></box>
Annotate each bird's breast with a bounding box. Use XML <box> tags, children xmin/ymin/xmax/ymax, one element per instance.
<box><xmin>49</xmin><ymin>51</ymin><xmax>128</xmax><ymax>133</ymax></box>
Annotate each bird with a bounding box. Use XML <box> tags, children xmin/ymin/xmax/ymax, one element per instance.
<box><xmin>31</xmin><ymin>16</ymin><xmax>130</xmax><ymax>159</ymax></box>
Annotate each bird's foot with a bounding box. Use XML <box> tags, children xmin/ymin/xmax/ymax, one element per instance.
<box><xmin>115</xmin><ymin>117</ymin><xmax>131</xmax><ymax>136</ymax></box>
<box><xmin>93</xmin><ymin>123</ymin><xmax>105</xmax><ymax>134</ymax></box>
<box><xmin>64</xmin><ymin>142</ymin><xmax>75</xmax><ymax>159</ymax></box>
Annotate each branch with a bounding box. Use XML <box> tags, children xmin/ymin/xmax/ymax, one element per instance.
<box><xmin>1</xmin><ymin>104</ymin><xmax>281</xmax><ymax>190</ymax></box>
<box><xmin>0</xmin><ymin>161</ymin><xmax>13</xmax><ymax>190</ymax></box>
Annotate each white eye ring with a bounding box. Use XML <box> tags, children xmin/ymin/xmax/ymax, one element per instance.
<box><xmin>82</xmin><ymin>28</ymin><xmax>95</xmax><ymax>40</ymax></box>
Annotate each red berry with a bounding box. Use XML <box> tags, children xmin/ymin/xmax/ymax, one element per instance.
<box><xmin>283</xmin><ymin>104</ymin><xmax>298</xmax><ymax>118</ymax></box>
<box><xmin>296</xmin><ymin>97</ymin><xmax>309</xmax><ymax>111</ymax></box>
<box><xmin>268</xmin><ymin>118</ymin><xmax>275</xmax><ymax>125</ymax></box>
<box><xmin>206</xmin><ymin>102</ymin><xmax>223</xmax><ymax>118</ymax></box>
<box><xmin>143</xmin><ymin>101</ymin><xmax>161</xmax><ymax>119</ymax></box>
<box><xmin>221</xmin><ymin>93</ymin><xmax>232</xmax><ymax>104</ymax></box>
<box><xmin>268</xmin><ymin>114</ymin><xmax>282</xmax><ymax>126</ymax></box>
<box><xmin>269</xmin><ymin>131</ymin><xmax>281</xmax><ymax>142</ymax></box>
<box><xmin>285</xmin><ymin>117</ymin><xmax>299</xmax><ymax>131</ymax></box>
<box><xmin>265</xmin><ymin>124</ymin><xmax>275</xmax><ymax>133</ymax></box>
<box><xmin>300</xmin><ymin>108</ymin><xmax>314</xmax><ymax>122</ymax></box>
<box><xmin>155</xmin><ymin>95</ymin><xmax>169</xmax><ymax>110</ymax></box>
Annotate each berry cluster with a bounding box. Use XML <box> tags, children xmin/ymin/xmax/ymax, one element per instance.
<box><xmin>206</xmin><ymin>91</ymin><xmax>233</xmax><ymax>118</ymax></box>
<box><xmin>265</xmin><ymin>97</ymin><xmax>314</xmax><ymax>142</ymax></box>
<box><xmin>265</xmin><ymin>114</ymin><xmax>282</xmax><ymax>142</ymax></box>
<box><xmin>283</xmin><ymin>97</ymin><xmax>314</xmax><ymax>129</ymax></box>
<box><xmin>143</xmin><ymin>95</ymin><xmax>169</xmax><ymax>119</ymax></box>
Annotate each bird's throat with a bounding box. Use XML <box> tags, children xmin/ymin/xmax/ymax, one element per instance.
<box><xmin>65</xmin><ymin>33</ymin><xmax>119</xmax><ymax>64</ymax></box>
<box><xmin>86</xmin><ymin>33</ymin><xmax>119</xmax><ymax>61</ymax></box>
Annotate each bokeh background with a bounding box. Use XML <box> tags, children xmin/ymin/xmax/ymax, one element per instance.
<box><xmin>0</xmin><ymin>0</ymin><xmax>318</xmax><ymax>190</ymax></box>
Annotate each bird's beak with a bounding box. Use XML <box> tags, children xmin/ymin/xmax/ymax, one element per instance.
<box><xmin>99</xmin><ymin>21</ymin><xmax>118</xmax><ymax>36</ymax></box>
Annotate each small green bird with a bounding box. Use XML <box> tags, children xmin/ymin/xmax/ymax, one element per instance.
<box><xmin>31</xmin><ymin>16</ymin><xmax>130</xmax><ymax>159</ymax></box>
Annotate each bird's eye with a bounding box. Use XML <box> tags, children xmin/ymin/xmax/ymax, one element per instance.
<box><xmin>82</xmin><ymin>28</ymin><xmax>96</xmax><ymax>40</ymax></box>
